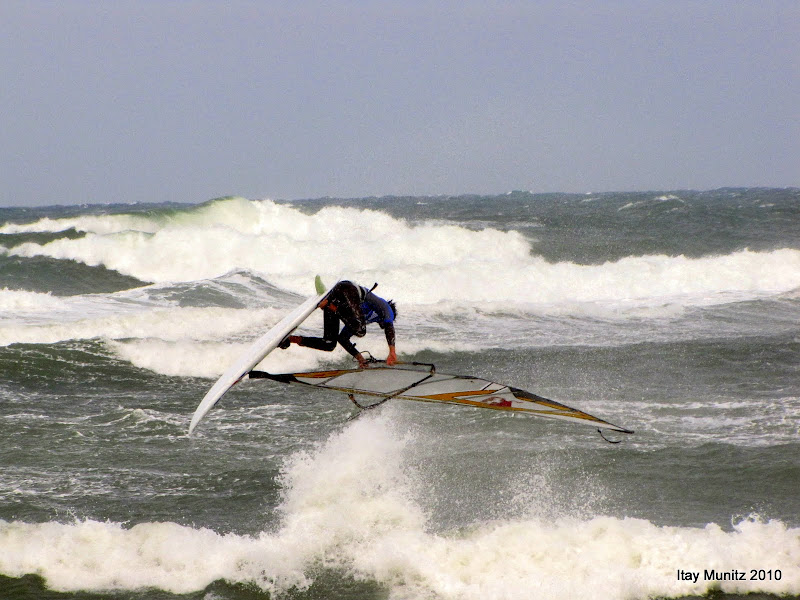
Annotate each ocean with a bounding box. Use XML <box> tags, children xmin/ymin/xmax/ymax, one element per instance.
<box><xmin>0</xmin><ymin>189</ymin><xmax>798</xmax><ymax>600</ymax></box>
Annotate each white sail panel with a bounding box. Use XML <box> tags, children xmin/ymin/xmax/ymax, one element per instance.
<box><xmin>254</xmin><ymin>363</ymin><xmax>633</xmax><ymax>435</ymax></box>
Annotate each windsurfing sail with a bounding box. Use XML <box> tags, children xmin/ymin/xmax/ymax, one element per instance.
<box><xmin>250</xmin><ymin>362</ymin><xmax>634</xmax><ymax>436</ymax></box>
<box><xmin>188</xmin><ymin>276</ymin><xmax>333</xmax><ymax>435</ymax></box>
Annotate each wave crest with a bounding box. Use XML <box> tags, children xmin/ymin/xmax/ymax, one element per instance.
<box><xmin>4</xmin><ymin>198</ymin><xmax>799</xmax><ymax>308</ymax></box>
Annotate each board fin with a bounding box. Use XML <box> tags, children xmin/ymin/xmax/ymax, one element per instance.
<box><xmin>315</xmin><ymin>275</ymin><xmax>326</xmax><ymax>295</ymax></box>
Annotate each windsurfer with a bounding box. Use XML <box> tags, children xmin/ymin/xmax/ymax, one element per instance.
<box><xmin>279</xmin><ymin>280</ymin><xmax>397</xmax><ymax>368</ymax></box>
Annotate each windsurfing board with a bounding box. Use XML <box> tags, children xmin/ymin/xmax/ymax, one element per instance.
<box><xmin>188</xmin><ymin>276</ymin><xmax>331</xmax><ymax>434</ymax></box>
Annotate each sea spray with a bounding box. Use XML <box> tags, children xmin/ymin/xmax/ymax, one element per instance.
<box><xmin>1</xmin><ymin>411</ymin><xmax>800</xmax><ymax>599</ymax></box>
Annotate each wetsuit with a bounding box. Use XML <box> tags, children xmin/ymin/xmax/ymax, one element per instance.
<box><xmin>296</xmin><ymin>281</ymin><xmax>396</xmax><ymax>359</ymax></box>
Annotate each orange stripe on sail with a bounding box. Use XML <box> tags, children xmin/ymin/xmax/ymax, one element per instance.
<box><xmin>293</xmin><ymin>370</ymin><xmax>352</xmax><ymax>379</ymax></box>
<box><xmin>417</xmin><ymin>390</ymin><xmax>500</xmax><ymax>402</ymax></box>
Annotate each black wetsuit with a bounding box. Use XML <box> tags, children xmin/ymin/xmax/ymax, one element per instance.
<box><xmin>297</xmin><ymin>281</ymin><xmax>396</xmax><ymax>358</ymax></box>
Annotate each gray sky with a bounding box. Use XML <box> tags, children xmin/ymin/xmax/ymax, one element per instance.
<box><xmin>2</xmin><ymin>1</ymin><xmax>798</xmax><ymax>207</ymax></box>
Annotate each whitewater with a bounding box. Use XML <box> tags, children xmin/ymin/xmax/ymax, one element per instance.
<box><xmin>2</xmin><ymin>415</ymin><xmax>798</xmax><ymax>599</ymax></box>
<box><xmin>1</xmin><ymin>189</ymin><xmax>799</xmax><ymax>599</ymax></box>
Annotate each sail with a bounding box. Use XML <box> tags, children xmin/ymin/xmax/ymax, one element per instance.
<box><xmin>251</xmin><ymin>363</ymin><xmax>633</xmax><ymax>435</ymax></box>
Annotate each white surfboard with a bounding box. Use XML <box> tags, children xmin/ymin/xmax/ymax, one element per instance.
<box><xmin>188</xmin><ymin>277</ymin><xmax>331</xmax><ymax>434</ymax></box>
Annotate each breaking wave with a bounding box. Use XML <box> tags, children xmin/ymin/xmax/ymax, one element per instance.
<box><xmin>1</xmin><ymin>414</ymin><xmax>798</xmax><ymax>599</ymax></box>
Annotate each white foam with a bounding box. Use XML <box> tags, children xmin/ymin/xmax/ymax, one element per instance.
<box><xmin>4</xmin><ymin>198</ymin><xmax>800</xmax><ymax>375</ymax></box>
<box><xmin>0</xmin><ymin>519</ymin><xmax>254</xmax><ymax>593</ymax></box>
<box><xmin>0</xmin><ymin>302</ymin><xmax>280</xmax><ymax>347</ymax></box>
<box><xmin>1</xmin><ymin>416</ymin><xmax>798</xmax><ymax>598</ymax></box>
<box><xmin>5</xmin><ymin>198</ymin><xmax>799</xmax><ymax>310</ymax></box>
<box><xmin>0</xmin><ymin>288</ymin><xmax>68</xmax><ymax>313</ymax></box>
<box><xmin>106</xmin><ymin>337</ymin><xmax>350</xmax><ymax>378</ymax></box>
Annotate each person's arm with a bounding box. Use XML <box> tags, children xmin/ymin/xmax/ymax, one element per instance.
<box><xmin>337</xmin><ymin>327</ymin><xmax>369</xmax><ymax>368</ymax></box>
<box><xmin>363</xmin><ymin>291</ymin><xmax>397</xmax><ymax>365</ymax></box>
<box><xmin>383</xmin><ymin>322</ymin><xmax>397</xmax><ymax>365</ymax></box>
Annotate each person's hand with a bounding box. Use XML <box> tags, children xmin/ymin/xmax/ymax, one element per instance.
<box><xmin>386</xmin><ymin>346</ymin><xmax>397</xmax><ymax>366</ymax></box>
<box><xmin>356</xmin><ymin>353</ymin><xmax>368</xmax><ymax>369</ymax></box>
